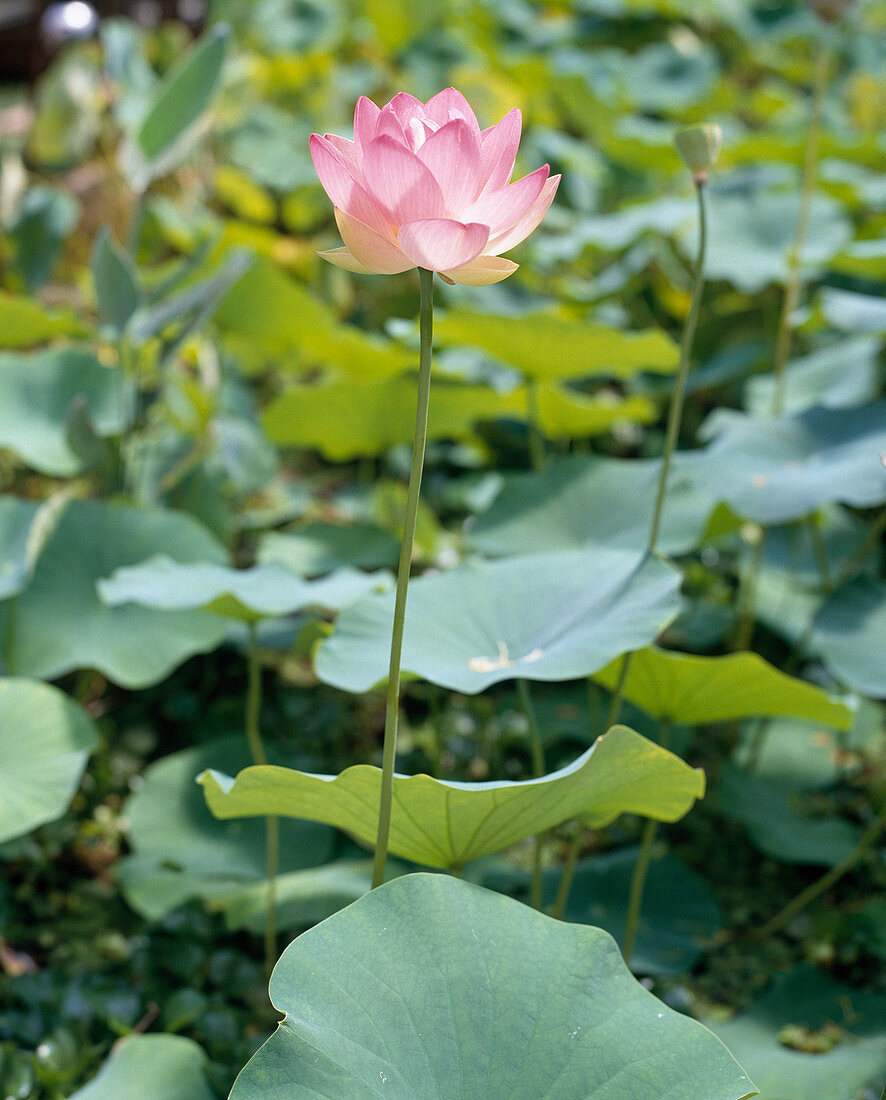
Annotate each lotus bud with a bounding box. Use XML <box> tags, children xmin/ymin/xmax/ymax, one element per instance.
<box><xmin>674</xmin><ymin>124</ymin><xmax>722</xmax><ymax>183</ymax></box>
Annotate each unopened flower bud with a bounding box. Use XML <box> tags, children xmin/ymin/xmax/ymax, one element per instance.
<box><xmin>674</xmin><ymin>124</ymin><xmax>722</xmax><ymax>182</ymax></box>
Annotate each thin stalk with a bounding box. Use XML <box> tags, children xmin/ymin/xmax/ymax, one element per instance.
<box><xmin>734</xmin><ymin>528</ymin><xmax>765</xmax><ymax>653</ymax></box>
<box><xmin>754</xmin><ymin>800</ymin><xmax>886</xmax><ymax>942</ymax></box>
<box><xmin>517</xmin><ymin>678</ymin><xmax>546</xmax><ymax>910</ymax></box>
<box><xmin>622</xmin><ymin>718</ymin><xmax>671</xmax><ymax>964</ymax></box>
<box><xmin>551</xmin><ymin>829</ymin><xmax>582</xmax><ymax>920</ymax></box>
<box><xmin>245</xmin><ymin>622</ymin><xmax>278</xmax><ymax>981</ymax></box>
<box><xmin>608</xmin><ymin>177</ymin><xmax>710</xmax><ymax>726</ymax></box>
<box><xmin>771</xmin><ymin>37</ymin><xmax>829</xmax><ymax>417</ymax></box>
<box><xmin>372</xmin><ymin>268</ymin><xmax>435</xmax><ymax>890</ymax></box>
<box><xmin>808</xmin><ymin>516</ymin><xmax>832</xmax><ymax>593</ymax></box>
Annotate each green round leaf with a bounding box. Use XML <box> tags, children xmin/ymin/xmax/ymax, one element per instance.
<box><xmin>258</xmin><ymin>523</ymin><xmax>399</xmax><ymax>576</ymax></box>
<box><xmin>0</xmin><ymin>677</ymin><xmax>98</xmax><ymax>843</ymax></box>
<box><xmin>0</xmin><ymin>493</ymin><xmax>68</xmax><ymax>601</ymax></box>
<box><xmin>201</xmin><ymin>725</ymin><xmax>704</xmax><ymax>870</ymax></box>
<box><xmin>69</xmin><ymin>1035</ymin><xmax>215</xmax><ymax>1100</ymax></box>
<box><xmin>99</xmin><ymin>556</ymin><xmax>392</xmax><ymax>622</ymax></box>
<box><xmin>315</xmin><ymin>548</ymin><xmax>681</xmax><ymax>694</ymax></box>
<box><xmin>0</xmin><ymin>348</ymin><xmax>135</xmax><ymax>476</ymax></box>
<box><xmin>471</xmin><ymin>455</ymin><xmax>715</xmax><ymax>558</ymax></box>
<box><xmin>119</xmin><ymin>736</ymin><xmax>335</xmax><ymax>921</ymax></box>
<box><xmin>230</xmin><ymin>874</ymin><xmax>755</xmax><ymax>1100</ymax></box>
<box><xmin>813</xmin><ymin>576</ymin><xmax>886</xmax><ymax>697</ymax></box>
<box><xmin>591</xmin><ymin>647</ymin><xmax>852</xmax><ymax>727</ymax></box>
<box><xmin>1</xmin><ymin>500</ymin><xmax>227</xmax><ymax>687</ymax></box>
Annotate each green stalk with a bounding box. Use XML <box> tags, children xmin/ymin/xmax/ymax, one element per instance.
<box><xmin>372</xmin><ymin>268</ymin><xmax>435</xmax><ymax>890</ymax></box>
<box><xmin>621</xmin><ymin>717</ymin><xmax>671</xmax><ymax>964</ymax></box>
<box><xmin>517</xmin><ymin>678</ymin><xmax>546</xmax><ymax>910</ymax></box>
<box><xmin>245</xmin><ymin>622</ymin><xmax>278</xmax><ymax>981</ymax></box>
<box><xmin>754</xmin><ymin>799</ymin><xmax>886</xmax><ymax>942</ymax></box>
<box><xmin>551</xmin><ymin>828</ymin><xmax>582</xmax><ymax>920</ymax></box>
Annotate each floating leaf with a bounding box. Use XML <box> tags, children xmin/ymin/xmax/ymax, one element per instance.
<box><xmin>69</xmin><ymin>1035</ymin><xmax>215</xmax><ymax>1100</ymax></box>
<box><xmin>483</xmin><ymin>847</ymin><xmax>724</xmax><ymax>976</ymax></box>
<box><xmin>228</xmin><ymin>874</ymin><xmax>755</xmax><ymax>1100</ymax></box>
<box><xmin>471</xmin><ymin>455</ymin><xmax>714</xmax><ymax>558</ymax></box>
<box><xmin>315</xmin><ymin>547</ymin><xmax>680</xmax><ymax>694</ymax></box>
<box><xmin>0</xmin><ymin>348</ymin><xmax>135</xmax><ymax>476</ymax></box>
<box><xmin>591</xmin><ymin>647</ymin><xmax>852</xmax><ymax>728</ymax></box>
<box><xmin>434</xmin><ymin>307</ymin><xmax>679</xmax><ymax>381</ymax></box>
<box><xmin>201</xmin><ymin>725</ymin><xmax>704</xmax><ymax>870</ymax></box>
<box><xmin>707</xmin><ymin>968</ymin><xmax>886</xmax><ymax>1100</ymax></box>
<box><xmin>99</xmin><ymin>556</ymin><xmax>392</xmax><ymax>622</ymax></box>
<box><xmin>0</xmin><ymin>677</ymin><xmax>98</xmax><ymax>843</ymax></box>
<box><xmin>0</xmin><ymin>501</ymin><xmax>227</xmax><ymax>687</ymax></box>
<box><xmin>697</xmin><ymin>401</ymin><xmax>886</xmax><ymax>523</ymax></box>
<box><xmin>118</xmin><ymin>737</ymin><xmax>335</xmax><ymax>921</ymax></box>
<box><xmin>813</xmin><ymin>576</ymin><xmax>886</xmax><ymax>697</ymax></box>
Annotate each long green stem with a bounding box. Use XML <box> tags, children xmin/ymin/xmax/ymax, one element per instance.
<box><xmin>622</xmin><ymin>718</ymin><xmax>671</xmax><ymax>964</ymax></box>
<box><xmin>754</xmin><ymin>800</ymin><xmax>886</xmax><ymax>942</ymax></box>
<box><xmin>372</xmin><ymin>268</ymin><xmax>435</xmax><ymax>890</ymax></box>
<box><xmin>517</xmin><ymin>678</ymin><xmax>546</xmax><ymax>910</ymax></box>
<box><xmin>245</xmin><ymin>623</ymin><xmax>278</xmax><ymax>981</ymax></box>
<box><xmin>551</xmin><ymin>829</ymin><xmax>582</xmax><ymax>920</ymax></box>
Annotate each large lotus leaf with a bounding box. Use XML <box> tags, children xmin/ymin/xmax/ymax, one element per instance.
<box><xmin>118</xmin><ymin>736</ymin><xmax>335</xmax><ymax>921</ymax></box>
<box><xmin>471</xmin><ymin>454</ymin><xmax>715</xmax><ymax>558</ymax></box>
<box><xmin>0</xmin><ymin>677</ymin><xmax>98</xmax><ymax>843</ymax></box>
<box><xmin>0</xmin><ymin>494</ymin><xmax>69</xmax><ymax>600</ymax></box>
<box><xmin>434</xmin><ymin>307</ymin><xmax>679</xmax><ymax>381</ymax></box>
<box><xmin>812</xmin><ymin>576</ymin><xmax>886</xmax><ymax>697</ymax></box>
<box><xmin>535</xmin><ymin>384</ymin><xmax>656</xmax><ymax>438</ymax></box>
<box><xmin>714</xmin><ymin>765</ymin><xmax>859</xmax><ymax>867</ymax></box>
<box><xmin>201</xmin><ymin>725</ymin><xmax>704</xmax><ymax>870</ymax></box>
<box><xmin>743</xmin><ymin>337</ymin><xmax>881</xmax><ymax>418</ymax></box>
<box><xmin>258</xmin><ymin>523</ymin><xmax>400</xmax><ymax>576</ymax></box>
<box><xmin>215</xmin><ymin>260</ymin><xmax>412</xmax><ymax>380</ymax></box>
<box><xmin>0</xmin><ymin>500</ymin><xmax>227</xmax><ymax>687</ymax></box>
<box><xmin>0</xmin><ymin>291</ymin><xmax>88</xmax><ymax>348</ymax></box>
<box><xmin>483</xmin><ymin>846</ymin><xmax>723</xmax><ymax>977</ymax></box>
<box><xmin>707</xmin><ymin>968</ymin><xmax>886</xmax><ymax>1100</ymax></box>
<box><xmin>228</xmin><ymin>874</ymin><xmax>755</xmax><ymax>1100</ymax></box>
<box><xmin>734</xmin><ymin>718</ymin><xmax>851</xmax><ymax>792</ymax></box>
<box><xmin>69</xmin><ymin>1034</ymin><xmax>215</xmax><ymax>1100</ymax></box>
<box><xmin>591</xmin><ymin>647</ymin><xmax>852</xmax><ymax>728</ymax></box>
<box><xmin>315</xmin><ymin>547</ymin><xmax>680</xmax><ymax>694</ymax></box>
<box><xmin>0</xmin><ymin>348</ymin><xmax>135</xmax><ymax>476</ymax></box>
<box><xmin>696</xmin><ymin>401</ymin><xmax>886</xmax><ymax>523</ymax></box>
<box><xmin>263</xmin><ymin>375</ymin><xmax>527</xmax><ymax>458</ymax></box>
<box><xmin>682</xmin><ymin>188</ymin><xmax>851</xmax><ymax>293</ymax></box>
<box><xmin>99</xmin><ymin>555</ymin><xmax>392</xmax><ymax>622</ymax></box>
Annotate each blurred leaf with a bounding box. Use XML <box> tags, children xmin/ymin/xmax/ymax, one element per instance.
<box><xmin>591</xmin><ymin>648</ymin><xmax>853</xmax><ymax>728</ymax></box>
<box><xmin>813</xmin><ymin>576</ymin><xmax>886</xmax><ymax>698</ymax></box>
<box><xmin>743</xmin><ymin>337</ymin><xmax>881</xmax><ymax>417</ymax></box>
<box><xmin>0</xmin><ymin>293</ymin><xmax>88</xmax><ymax>348</ymax></box>
<box><xmin>68</xmin><ymin>1035</ymin><xmax>215</xmax><ymax>1100</ymax></box>
<box><xmin>226</xmin><ymin>874</ymin><xmax>754</xmax><ymax>1100</ymax></box>
<box><xmin>202</xmin><ymin>726</ymin><xmax>704</xmax><ymax>869</ymax></box>
<box><xmin>817</xmin><ymin>287</ymin><xmax>886</xmax><ymax>333</ymax></box>
<box><xmin>90</xmin><ymin>229</ymin><xmax>141</xmax><ymax>333</ymax></box>
<box><xmin>315</xmin><ymin>547</ymin><xmax>680</xmax><ymax>694</ymax></box>
<box><xmin>258</xmin><ymin>523</ymin><xmax>400</xmax><ymax>576</ymax></box>
<box><xmin>0</xmin><ymin>493</ymin><xmax>69</xmax><ymax>600</ymax></box>
<box><xmin>0</xmin><ymin>348</ymin><xmax>135</xmax><ymax>476</ymax></box>
<box><xmin>0</xmin><ymin>678</ymin><xmax>98</xmax><ymax>844</ymax></box>
<box><xmin>8</xmin><ymin>185</ymin><xmax>79</xmax><ymax>293</ymax></box>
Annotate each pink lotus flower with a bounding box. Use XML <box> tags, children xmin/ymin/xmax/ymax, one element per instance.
<box><xmin>310</xmin><ymin>89</ymin><xmax>560</xmax><ymax>285</ymax></box>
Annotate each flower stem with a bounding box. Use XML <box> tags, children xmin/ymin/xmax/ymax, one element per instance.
<box><xmin>551</xmin><ymin>828</ymin><xmax>582</xmax><ymax>920</ymax></box>
<box><xmin>245</xmin><ymin>622</ymin><xmax>278</xmax><ymax>981</ymax></box>
<box><xmin>621</xmin><ymin>717</ymin><xmax>671</xmax><ymax>965</ymax></box>
<box><xmin>372</xmin><ymin>268</ymin><xmax>435</xmax><ymax>890</ymax></box>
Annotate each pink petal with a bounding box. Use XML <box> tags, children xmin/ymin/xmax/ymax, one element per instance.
<box><xmin>416</xmin><ymin>117</ymin><xmax>481</xmax><ymax>214</ymax></box>
<box><xmin>353</xmin><ymin>96</ymin><xmax>381</xmax><ymax>161</ymax></box>
<box><xmin>423</xmin><ymin>88</ymin><xmax>480</xmax><ymax>136</ymax></box>
<box><xmin>478</xmin><ymin>108</ymin><xmax>521</xmax><ymax>193</ymax></box>
<box><xmin>316</xmin><ymin>247</ymin><xmax>377</xmax><ymax>274</ymax></box>
<box><xmin>323</xmin><ymin>133</ymin><xmax>357</xmax><ymax>168</ymax></box>
<box><xmin>387</xmin><ymin>92</ymin><xmax>425</xmax><ymax>127</ymax></box>
<box><xmin>441</xmin><ymin>255</ymin><xmax>519</xmax><ymax>285</ymax></box>
<box><xmin>398</xmin><ymin>218</ymin><xmax>488</xmax><ymax>271</ymax></box>
<box><xmin>310</xmin><ymin>134</ymin><xmax>393</xmax><ymax>237</ymax></box>
<box><xmin>376</xmin><ymin>102</ymin><xmax>408</xmax><ymax>145</ymax></box>
<box><xmin>361</xmin><ymin>135</ymin><xmax>446</xmax><ymax>224</ymax></box>
<box><xmin>335</xmin><ymin>208</ymin><xmax>414</xmax><ymax>274</ymax></box>
<box><xmin>488</xmin><ymin>173</ymin><xmax>561</xmax><ymax>254</ymax></box>
<box><xmin>462</xmin><ymin>164</ymin><xmax>549</xmax><ymax>237</ymax></box>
